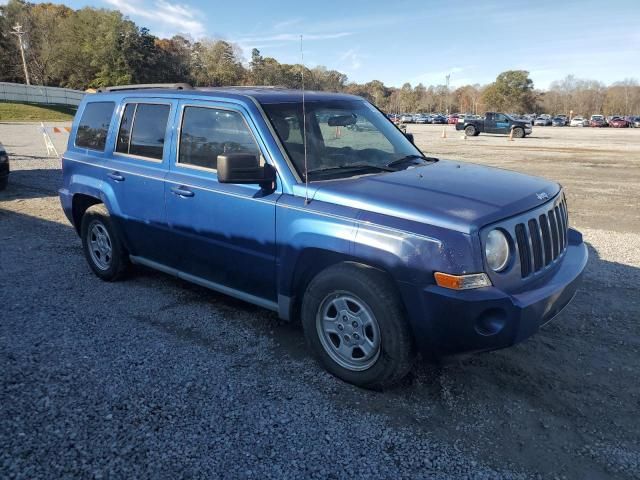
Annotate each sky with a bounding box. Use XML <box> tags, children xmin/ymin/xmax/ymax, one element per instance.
<box><xmin>22</xmin><ymin>0</ymin><xmax>640</xmax><ymax>89</ymax></box>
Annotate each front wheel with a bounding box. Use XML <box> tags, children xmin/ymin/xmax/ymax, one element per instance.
<box><xmin>301</xmin><ymin>263</ymin><xmax>415</xmax><ymax>390</ymax></box>
<box><xmin>512</xmin><ymin>127</ymin><xmax>525</xmax><ymax>138</ymax></box>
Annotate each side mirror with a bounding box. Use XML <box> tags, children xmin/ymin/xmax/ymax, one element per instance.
<box><xmin>404</xmin><ymin>132</ymin><xmax>414</xmax><ymax>144</ymax></box>
<box><xmin>217</xmin><ymin>153</ymin><xmax>276</xmax><ymax>189</ymax></box>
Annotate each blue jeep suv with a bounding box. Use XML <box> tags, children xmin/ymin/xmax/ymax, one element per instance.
<box><xmin>59</xmin><ymin>84</ymin><xmax>588</xmax><ymax>389</ymax></box>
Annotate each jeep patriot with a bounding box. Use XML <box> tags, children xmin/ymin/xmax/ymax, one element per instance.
<box><xmin>59</xmin><ymin>84</ymin><xmax>588</xmax><ymax>389</ymax></box>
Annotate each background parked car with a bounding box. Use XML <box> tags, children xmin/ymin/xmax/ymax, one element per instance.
<box><xmin>631</xmin><ymin>116</ymin><xmax>640</xmax><ymax>128</ymax></box>
<box><xmin>534</xmin><ymin>116</ymin><xmax>552</xmax><ymax>126</ymax></box>
<box><xmin>431</xmin><ymin>114</ymin><xmax>446</xmax><ymax>124</ymax></box>
<box><xmin>552</xmin><ymin>117</ymin><xmax>566</xmax><ymax>127</ymax></box>
<box><xmin>447</xmin><ymin>114</ymin><xmax>460</xmax><ymax>124</ymax></box>
<box><xmin>590</xmin><ymin>115</ymin><xmax>607</xmax><ymax>127</ymax></box>
<box><xmin>609</xmin><ymin>116</ymin><xmax>629</xmax><ymax>128</ymax></box>
<box><xmin>570</xmin><ymin>116</ymin><xmax>589</xmax><ymax>127</ymax></box>
<box><xmin>0</xmin><ymin>142</ymin><xmax>9</xmax><ymax>191</ymax></box>
<box><xmin>414</xmin><ymin>114</ymin><xmax>429</xmax><ymax>124</ymax></box>
<box><xmin>400</xmin><ymin>114</ymin><xmax>414</xmax><ymax>123</ymax></box>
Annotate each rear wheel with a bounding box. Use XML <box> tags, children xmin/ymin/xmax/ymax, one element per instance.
<box><xmin>81</xmin><ymin>204</ymin><xmax>129</xmax><ymax>281</ymax></box>
<box><xmin>464</xmin><ymin>125</ymin><xmax>477</xmax><ymax>136</ymax></box>
<box><xmin>512</xmin><ymin>127</ymin><xmax>525</xmax><ymax>138</ymax></box>
<box><xmin>301</xmin><ymin>263</ymin><xmax>415</xmax><ymax>390</ymax></box>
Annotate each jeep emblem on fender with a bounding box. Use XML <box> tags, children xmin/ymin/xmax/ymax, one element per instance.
<box><xmin>536</xmin><ymin>192</ymin><xmax>549</xmax><ymax>200</ymax></box>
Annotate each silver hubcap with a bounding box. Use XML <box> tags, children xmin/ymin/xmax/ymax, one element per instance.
<box><xmin>88</xmin><ymin>221</ymin><xmax>112</xmax><ymax>271</ymax></box>
<box><xmin>316</xmin><ymin>292</ymin><xmax>381</xmax><ymax>371</ymax></box>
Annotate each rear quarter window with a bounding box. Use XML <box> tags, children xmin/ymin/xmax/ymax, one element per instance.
<box><xmin>75</xmin><ymin>102</ymin><xmax>115</xmax><ymax>151</ymax></box>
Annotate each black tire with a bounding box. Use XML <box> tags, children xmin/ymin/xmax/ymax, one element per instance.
<box><xmin>80</xmin><ymin>204</ymin><xmax>129</xmax><ymax>281</ymax></box>
<box><xmin>301</xmin><ymin>262</ymin><xmax>415</xmax><ymax>390</ymax></box>
<box><xmin>512</xmin><ymin>127</ymin><xmax>525</xmax><ymax>138</ymax></box>
<box><xmin>0</xmin><ymin>177</ymin><xmax>7</xmax><ymax>191</ymax></box>
<box><xmin>464</xmin><ymin>125</ymin><xmax>476</xmax><ymax>136</ymax></box>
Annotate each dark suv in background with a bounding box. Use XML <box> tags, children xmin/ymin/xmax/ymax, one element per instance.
<box><xmin>60</xmin><ymin>84</ymin><xmax>587</xmax><ymax>389</ymax></box>
<box><xmin>0</xmin><ymin>143</ymin><xmax>9</xmax><ymax>191</ymax></box>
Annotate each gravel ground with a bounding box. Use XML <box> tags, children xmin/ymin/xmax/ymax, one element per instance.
<box><xmin>1</xmin><ymin>122</ymin><xmax>639</xmax><ymax>479</ymax></box>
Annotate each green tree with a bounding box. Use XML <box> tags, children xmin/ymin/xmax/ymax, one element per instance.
<box><xmin>482</xmin><ymin>70</ymin><xmax>535</xmax><ymax>113</ymax></box>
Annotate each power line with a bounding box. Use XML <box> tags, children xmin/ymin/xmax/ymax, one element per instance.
<box><xmin>10</xmin><ymin>23</ymin><xmax>31</xmax><ymax>85</ymax></box>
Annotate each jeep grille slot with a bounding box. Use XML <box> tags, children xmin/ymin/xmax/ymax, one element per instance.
<box><xmin>514</xmin><ymin>195</ymin><xmax>569</xmax><ymax>278</ymax></box>
<box><xmin>514</xmin><ymin>224</ymin><xmax>531</xmax><ymax>277</ymax></box>
<box><xmin>528</xmin><ymin>219</ymin><xmax>543</xmax><ymax>271</ymax></box>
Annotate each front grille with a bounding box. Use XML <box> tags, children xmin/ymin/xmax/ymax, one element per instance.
<box><xmin>514</xmin><ymin>195</ymin><xmax>569</xmax><ymax>278</ymax></box>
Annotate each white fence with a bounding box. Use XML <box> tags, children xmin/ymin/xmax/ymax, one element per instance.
<box><xmin>0</xmin><ymin>82</ymin><xmax>85</xmax><ymax>107</ymax></box>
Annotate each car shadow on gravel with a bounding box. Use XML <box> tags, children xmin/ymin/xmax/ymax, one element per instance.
<box><xmin>1</xmin><ymin>206</ymin><xmax>638</xmax><ymax>479</ymax></box>
<box><xmin>0</xmin><ymin>168</ymin><xmax>62</xmax><ymax>199</ymax></box>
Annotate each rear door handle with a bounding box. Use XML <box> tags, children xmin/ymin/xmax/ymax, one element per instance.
<box><xmin>108</xmin><ymin>172</ymin><xmax>125</xmax><ymax>182</ymax></box>
<box><xmin>171</xmin><ymin>186</ymin><xmax>194</xmax><ymax>198</ymax></box>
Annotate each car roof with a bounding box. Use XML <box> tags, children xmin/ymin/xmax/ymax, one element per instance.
<box><xmin>88</xmin><ymin>86</ymin><xmax>362</xmax><ymax>104</ymax></box>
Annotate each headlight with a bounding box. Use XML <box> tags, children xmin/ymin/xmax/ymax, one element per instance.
<box><xmin>485</xmin><ymin>229</ymin><xmax>510</xmax><ymax>272</ymax></box>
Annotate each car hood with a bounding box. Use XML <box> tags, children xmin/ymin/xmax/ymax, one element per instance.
<box><xmin>306</xmin><ymin>160</ymin><xmax>560</xmax><ymax>234</ymax></box>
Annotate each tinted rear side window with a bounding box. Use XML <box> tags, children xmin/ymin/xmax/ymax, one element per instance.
<box><xmin>76</xmin><ymin>102</ymin><xmax>115</xmax><ymax>151</ymax></box>
<box><xmin>116</xmin><ymin>103</ymin><xmax>170</xmax><ymax>160</ymax></box>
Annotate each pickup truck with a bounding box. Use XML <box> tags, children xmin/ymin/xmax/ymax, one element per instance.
<box><xmin>455</xmin><ymin>112</ymin><xmax>532</xmax><ymax>138</ymax></box>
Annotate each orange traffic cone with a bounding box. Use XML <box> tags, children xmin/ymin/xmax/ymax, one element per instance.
<box><xmin>441</xmin><ymin>127</ymin><xmax>447</xmax><ymax>139</ymax></box>
<box><xmin>508</xmin><ymin>128</ymin><xmax>514</xmax><ymax>141</ymax></box>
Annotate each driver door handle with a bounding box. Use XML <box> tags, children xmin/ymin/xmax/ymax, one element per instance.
<box><xmin>171</xmin><ymin>186</ymin><xmax>194</xmax><ymax>198</ymax></box>
<box><xmin>108</xmin><ymin>172</ymin><xmax>125</xmax><ymax>182</ymax></box>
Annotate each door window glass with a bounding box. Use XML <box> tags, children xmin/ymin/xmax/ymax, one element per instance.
<box><xmin>178</xmin><ymin>107</ymin><xmax>260</xmax><ymax>170</ymax></box>
<box><xmin>115</xmin><ymin>103</ymin><xmax>170</xmax><ymax>160</ymax></box>
<box><xmin>116</xmin><ymin>103</ymin><xmax>136</xmax><ymax>154</ymax></box>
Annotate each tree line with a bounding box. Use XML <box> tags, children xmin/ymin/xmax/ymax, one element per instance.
<box><xmin>1</xmin><ymin>0</ymin><xmax>638</xmax><ymax>117</ymax></box>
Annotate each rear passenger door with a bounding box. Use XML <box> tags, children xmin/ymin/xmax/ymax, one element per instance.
<box><xmin>104</xmin><ymin>98</ymin><xmax>175</xmax><ymax>265</ymax></box>
<box><xmin>165</xmin><ymin>100</ymin><xmax>279</xmax><ymax>302</ymax></box>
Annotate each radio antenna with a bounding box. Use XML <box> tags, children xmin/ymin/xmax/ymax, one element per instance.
<box><xmin>300</xmin><ymin>34</ymin><xmax>310</xmax><ymax>205</ymax></box>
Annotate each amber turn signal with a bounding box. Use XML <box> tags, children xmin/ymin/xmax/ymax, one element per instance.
<box><xmin>434</xmin><ymin>272</ymin><xmax>492</xmax><ymax>290</ymax></box>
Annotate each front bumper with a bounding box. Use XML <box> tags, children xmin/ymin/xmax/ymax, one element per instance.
<box><xmin>525</xmin><ymin>127</ymin><xmax>533</xmax><ymax>134</ymax></box>
<box><xmin>405</xmin><ymin>230</ymin><xmax>588</xmax><ymax>357</ymax></box>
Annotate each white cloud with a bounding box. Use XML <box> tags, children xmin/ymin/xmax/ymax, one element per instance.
<box><xmin>238</xmin><ymin>32</ymin><xmax>353</xmax><ymax>43</ymax></box>
<box><xmin>338</xmin><ymin>48</ymin><xmax>363</xmax><ymax>72</ymax></box>
<box><xmin>272</xmin><ymin>18</ymin><xmax>303</xmax><ymax>31</ymax></box>
<box><xmin>104</xmin><ymin>0</ymin><xmax>206</xmax><ymax>38</ymax></box>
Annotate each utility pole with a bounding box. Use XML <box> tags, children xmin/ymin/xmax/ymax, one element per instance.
<box><xmin>11</xmin><ymin>23</ymin><xmax>31</xmax><ymax>85</ymax></box>
<box><xmin>445</xmin><ymin>74</ymin><xmax>450</xmax><ymax>114</ymax></box>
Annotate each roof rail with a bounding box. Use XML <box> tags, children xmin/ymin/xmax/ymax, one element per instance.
<box><xmin>202</xmin><ymin>85</ymin><xmax>289</xmax><ymax>90</ymax></box>
<box><xmin>97</xmin><ymin>83</ymin><xmax>194</xmax><ymax>92</ymax></box>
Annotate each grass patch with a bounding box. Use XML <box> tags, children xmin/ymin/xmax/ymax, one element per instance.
<box><xmin>0</xmin><ymin>102</ymin><xmax>76</xmax><ymax>121</ymax></box>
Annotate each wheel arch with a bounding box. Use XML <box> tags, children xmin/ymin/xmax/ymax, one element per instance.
<box><xmin>283</xmin><ymin>248</ymin><xmax>401</xmax><ymax>324</ymax></box>
<box><xmin>72</xmin><ymin>193</ymin><xmax>102</xmax><ymax>235</ymax></box>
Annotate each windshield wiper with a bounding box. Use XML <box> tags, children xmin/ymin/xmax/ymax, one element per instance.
<box><xmin>386</xmin><ymin>154</ymin><xmax>430</xmax><ymax>168</ymax></box>
<box><xmin>307</xmin><ymin>163</ymin><xmax>395</xmax><ymax>176</ymax></box>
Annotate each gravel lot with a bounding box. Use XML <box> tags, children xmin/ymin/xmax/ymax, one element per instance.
<box><xmin>1</xmin><ymin>122</ymin><xmax>639</xmax><ymax>479</ymax></box>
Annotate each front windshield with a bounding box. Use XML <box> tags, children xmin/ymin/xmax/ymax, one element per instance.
<box><xmin>262</xmin><ymin>99</ymin><xmax>427</xmax><ymax>180</ymax></box>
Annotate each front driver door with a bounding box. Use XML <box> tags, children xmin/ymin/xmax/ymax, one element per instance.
<box><xmin>165</xmin><ymin>100</ymin><xmax>280</xmax><ymax>302</ymax></box>
<box><xmin>487</xmin><ymin>113</ymin><xmax>510</xmax><ymax>134</ymax></box>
